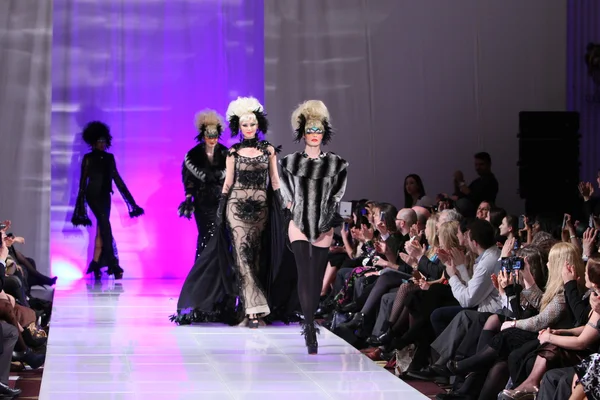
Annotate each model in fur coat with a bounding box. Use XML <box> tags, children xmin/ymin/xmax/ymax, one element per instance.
<box><xmin>71</xmin><ymin>121</ymin><xmax>144</xmax><ymax>280</ymax></box>
<box><xmin>178</xmin><ymin>110</ymin><xmax>228</xmax><ymax>260</ymax></box>
<box><xmin>279</xmin><ymin>100</ymin><xmax>349</xmax><ymax>354</ymax></box>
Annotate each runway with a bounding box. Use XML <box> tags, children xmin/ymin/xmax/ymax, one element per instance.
<box><xmin>39</xmin><ymin>279</ymin><xmax>427</xmax><ymax>400</ymax></box>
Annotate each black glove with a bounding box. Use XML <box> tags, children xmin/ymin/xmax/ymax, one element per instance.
<box><xmin>177</xmin><ymin>197</ymin><xmax>195</xmax><ymax>219</ymax></box>
<box><xmin>215</xmin><ymin>194</ymin><xmax>228</xmax><ymax>227</ymax></box>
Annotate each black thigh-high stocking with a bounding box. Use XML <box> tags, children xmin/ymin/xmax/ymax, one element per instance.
<box><xmin>291</xmin><ymin>241</ymin><xmax>329</xmax><ymax>326</ymax></box>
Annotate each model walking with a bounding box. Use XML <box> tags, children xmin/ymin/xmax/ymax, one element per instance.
<box><xmin>219</xmin><ymin>96</ymin><xmax>284</xmax><ymax>328</ymax></box>
<box><xmin>71</xmin><ymin>121</ymin><xmax>144</xmax><ymax>279</ymax></box>
<box><xmin>280</xmin><ymin>100</ymin><xmax>349</xmax><ymax>354</ymax></box>
<box><xmin>178</xmin><ymin>109</ymin><xmax>228</xmax><ymax>260</ymax></box>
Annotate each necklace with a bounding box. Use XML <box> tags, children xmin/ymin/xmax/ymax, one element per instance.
<box><xmin>239</xmin><ymin>137</ymin><xmax>259</xmax><ymax>149</ymax></box>
<box><xmin>301</xmin><ymin>150</ymin><xmax>325</xmax><ymax>159</ymax></box>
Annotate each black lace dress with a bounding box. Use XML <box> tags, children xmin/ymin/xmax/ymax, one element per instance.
<box><xmin>226</xmin><ymin>144</ymin><xmax>272</xmax><ymax>317</ymax></box>
<box><xmin>181</xmin><ymin>143</ymin><xmax>227</xmax><ymax>260</ymax></box>
<box><xmin>71</xmin><ymin>149</ymin><xmax>144</xmax><ymax>269</ymax></box>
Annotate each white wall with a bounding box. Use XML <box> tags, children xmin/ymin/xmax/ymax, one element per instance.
<box><xmin>0</xmin><ymin>0</ymin><xmax>52</xmax><ymax>273</ymax></box>
<box><xmin>265</xmin><ymin>0</ymin><xmax>567</xmax><ymax>213</ymax></box>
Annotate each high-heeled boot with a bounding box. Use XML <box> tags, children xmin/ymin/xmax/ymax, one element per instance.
<box><xmin>86</xmin><ymin>261</ymin><xmax>101</xmax><ymax>280</ymax></box>
<box><xmin>301</xmin><ymin>322</ymin><xmax>320</xmax><ymax>355</ymax></box>
<box><xmin>108</xmin><ymin>262</ymin><xmax>124</xmax><ymax>280</ymax></box>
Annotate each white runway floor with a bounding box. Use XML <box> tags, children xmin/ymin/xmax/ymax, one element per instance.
<box><xmin>39</xmin><ymin>279</ymin><xmax>427</xmax><ymax>400</ymax></box>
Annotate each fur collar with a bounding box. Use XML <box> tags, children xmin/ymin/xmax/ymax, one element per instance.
<box><xmin>184</xmin><ymin>143</ymin><xmax>227</xmax><ymax>179</ymax></box>
<box><xmin>280</xmin><ymin>151</ymin><xmax>348</xmax><ymax>179</ymax></box>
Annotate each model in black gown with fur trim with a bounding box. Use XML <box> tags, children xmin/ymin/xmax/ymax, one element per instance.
<box><xmin>177</xmin><ymin>110</ymin><xmax>228</xmax><ymax>260</ymax></box>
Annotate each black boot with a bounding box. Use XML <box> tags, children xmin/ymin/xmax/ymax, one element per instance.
<box><xmin>108</xmin><ymin>263</ymin><xmax>124</xmax><ymax>280</ymax></box>
<box><xmin>0</xmin><ymin>381</ymin><xmax>21</xmax><ymax>397</ymax></box>
<box><xmin>301</xmin><ymin>322</ymin><xmax>319</xmax><ymax>355</ymax></box>
<box><xmin>340</xmin><ymin>312</ymin><xmax>364</xmax><ymax>330</ymax></box>
<box><xmin>86</xmin><ymin>261</ymin><xmax>101</xmax><ymax>280</ymax></box>
<box><xmin>371</xmin><ymin>328</ymin><xmax>393</xmax><ymax>346</ymax></box>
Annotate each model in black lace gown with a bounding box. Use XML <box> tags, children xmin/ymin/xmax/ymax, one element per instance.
<box><xmin>178</xmin><ymin>110</ymin><xmax>228</xmax><ymax>260</ymax></box>
<box><xmin>219</xmin><ymin>96</ymin><xmax>285</xmax><ymax>328</ymax></box>
<box><xmin>71</xmin><ymin>122</ymin><xmax>144</xmax><ymax>280</ymax></box>
<box><xmin>280</xmin><ymin>100</ymin><xmax>348</xmax><ymax>354</ymax></box>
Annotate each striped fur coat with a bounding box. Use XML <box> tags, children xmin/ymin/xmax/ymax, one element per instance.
<box><xmin>279</xmin><ymin>152</ymin><xmax>348</xmax><ymax>242</ymax></box>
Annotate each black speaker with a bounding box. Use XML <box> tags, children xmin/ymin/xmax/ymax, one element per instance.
<box><xmin>518</xmin><ymin>112</ymin><xmax>581</xmax><ymax>217</ymax></box>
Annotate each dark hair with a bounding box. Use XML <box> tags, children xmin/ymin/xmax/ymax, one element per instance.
<box><xmin>467</xmin><ymin>219</ymin><xmax>496</xmax><ymax>249</ymax></box>
<box><xmin>374</xmin><ymin>202</ymin><xmax>398</xmax><ymax>233</ymax></box>
<box><xmin>534</xmin><ymin>214</ymin><xmax>563</xmax><ymax>240</ymax></box>
<box><xmin>474</xmin><ymin>152</ymin><xmax>492</xmax><ymax>165</ymax></box>
<box><xmin>517</xmin><ymin>246</ymin><xmax>547</xmax><ymax>290</ymax></box>
<box><xmin>404</xmin><ymin>174</ymin><xmax>426</xmax><ymax>208</ymax></box>
<box><xmin>587</xmin><ymin>254</ymin><xmax>600</xmax><ymax>287</ymax></box>
<box><xmin>459</xmin><ymin>217</ymin><xmax>473</xmax><ymax>234</ymax></box>
<box><xmin>489</xmin><ymin>207</ymin><xmax>507</xmax><ymax>236</ymax></box>
<box><xmin>505</xmin><ymin>215</ymin><xmax>519</xmax><ymax>236</ymax></box>
<box><xmin>82</xmin><ymin>121</ymin><xmax>112</xmax><ymax>148</ymax></box>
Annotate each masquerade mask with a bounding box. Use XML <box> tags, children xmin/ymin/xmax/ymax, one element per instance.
<box><xmin>96</xmin><ymin>138</ymin><xmax>107</xmax><ymax>143</ymax></box>
<box><xmin>305</xmin><ymin>125</ymin><xmax>324</xmax><ymax>135</ymax></box>
<box><xmin>204</xmin><ymin>131</ymin><xmax>219</xmax><ymax>139</ymax></box>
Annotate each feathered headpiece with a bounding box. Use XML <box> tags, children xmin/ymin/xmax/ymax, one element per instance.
<box><xmin>82</xmin><ymin>121</ymin><xmax>113</xmax><ymax>148</ymax></box>
<box><xmin>225</xmin><ymin>96</ymin><xmax>269</xmax><ymax>137</ymax></box>
<box><xmin>291</xmin><ymin>100</ymin><xmax>333</xmax><ymax>145</ymax></box>
<box><xmin>194</xmin><ymin>109</ymin><xmax>224</xmax><ymax>142</ymax></box>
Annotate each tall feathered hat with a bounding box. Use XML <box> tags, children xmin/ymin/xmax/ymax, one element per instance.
<box><xmin>82</xmin><ymin>121</ymin><xmax>113</xmax><ymax>148</ymax></box>
<box><xmin>194</xmin><ymin>109</ymin><xmax>224</xmax><ymax>142</ymax></box>
<box><xmin>225</xmin><ymin>96</ymin><xmax>269</xmax><ymax>136</ymax></box>
<box><xmin>291</xmin><ymin>100</ymin><xmax>333</xmax><ymax>145</ymax></box>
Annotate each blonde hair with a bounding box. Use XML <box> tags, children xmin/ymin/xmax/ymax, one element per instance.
<box><xmin>542</xmin><ymin>242</ymin><xmax>585</xmax><ymax>311</ymax></box>
<box><xmin>425</xmin><ymin>214</ymin><xmax>440</xmax><ymax>257</ymax></box>
<box><xmin>290</xmin><ymin>100</ymin><xmax>330</xmax><ymax>131</ymax></box>
<box><xmin>438</xmin><ymin>221</ymin><xmax>460</xmax><ymax>250</ymax></box>
<box><xmin>226</xmin><ymin>96</ymin><xmax>263</xmax><ymax>121</ymax></box>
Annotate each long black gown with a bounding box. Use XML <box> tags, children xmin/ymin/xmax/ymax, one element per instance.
<box><xmin>181</xmin><ymin>142</ymin><xmax>228</xmax><ymax>260</ymax></box>
<box><xmin>71</xmin><ymin>149</ymin><xmax>144</xmax><ymax>270</ymax></box>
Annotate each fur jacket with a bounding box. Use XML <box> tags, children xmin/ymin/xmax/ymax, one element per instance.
<box><xmin>183</xmin><ymin>142</ymin><xmax>228</xmax><ymax>205</ymax></box>
<box><xmin>279</xmin><ymin>152</ymin><xmax>348</xmax><ymax>242</ymax></box>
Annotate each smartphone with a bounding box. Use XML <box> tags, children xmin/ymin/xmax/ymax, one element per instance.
<box><xmin>562</xmin><ymin>214</ymin><xmax>569</xmax><ymax>231</ymax></box>
<box><xmin>380</xmin><ymin>211</ymin><xmax>385</xmax><ymax>221</ymax></box>
<box><xmin>344</xmin><ymin>222</ymin><xmax>349</xmax><ymax>231</ymax></box>
<box><xmin>361</xmin><ymin>209</ymin><xmax>367</xmax><ymax>216</ymax></box>
<box><xmin>518</xmin><ymin>215</ymin><xmax>525</xmax><ymax>230</ymax></box>
<box><xmin>513</xmin><ymin>239</ymin><xmax>520</xmax><ymax>251</ymax></box>
<box><xmin>0</xmin><ymin>223</ymin><xmax>5</xmax><ymax>231</ymax></box>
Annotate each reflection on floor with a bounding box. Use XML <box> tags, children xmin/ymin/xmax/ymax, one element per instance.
<box><xmin>39</xmin><ymin>279</ymin><xmax>427</xmax><ymax>400</ymax></box>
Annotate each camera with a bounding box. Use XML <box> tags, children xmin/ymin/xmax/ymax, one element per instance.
<box><xmin>501</xmin><ymin>256</ymin><xmax>524</xmax><ymax>272</ymax></box>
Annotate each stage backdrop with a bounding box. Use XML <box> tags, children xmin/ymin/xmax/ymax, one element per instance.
<box><xmin>51</xmin><ymin>0</ymin><xmax>264</xmax><ymax>279</ymax></box>
<box><xmin>265</xmin><ymin>0</ymin><xmax>567</xmax><ymax>213</ymax></box>
<box><xmin>0</xmin><ymin>1</ymin><xmax>52</xmax><ymax>276</ymax></box>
